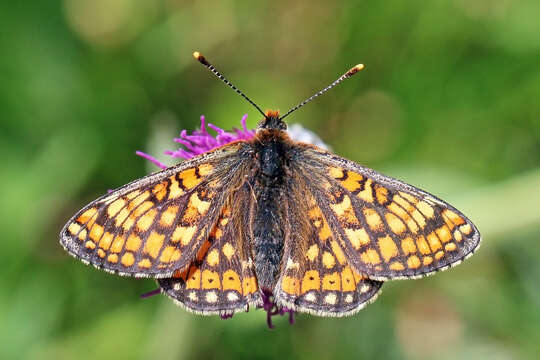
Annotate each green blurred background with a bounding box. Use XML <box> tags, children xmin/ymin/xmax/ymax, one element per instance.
<box><xmin>2</xmin><ymin>1</ymin><xmax>540</xmax><ymax>359</ymax></box>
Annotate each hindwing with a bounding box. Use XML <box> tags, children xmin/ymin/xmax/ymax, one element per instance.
<box><xmin>273</xmin><ymin>174</ymin><xmax>382</xmax><ymax>316</ymax></box>
<box><xmin>159</xmin><ymin>183</ymin><xmax>261</xmax><ymax>315</ymax></box>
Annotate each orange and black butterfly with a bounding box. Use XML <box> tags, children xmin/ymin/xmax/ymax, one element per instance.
<box><xmin>60</xmin><ymin>52</ymin><xmax>480</xmax><ymax>321</ymax></box>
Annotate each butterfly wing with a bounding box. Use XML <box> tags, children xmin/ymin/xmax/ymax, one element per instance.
<box><xmin>158</xmin><ymin>182</ymin><xmax>261</xmax><ymax>315</ymax></box>
<box><xmin>60</xmin><ymin>142</ymin><xmax>254</xmax><ymax>278</ymax></box>
<box><xmin>295</xmin><ymin>146</ymin><xmax>481</xmax><ymax>281</ymax></box>
<box><xmin>273</xmin><ymin>176</ymin><xmax>382</xmax><ymax>316</ymax></box>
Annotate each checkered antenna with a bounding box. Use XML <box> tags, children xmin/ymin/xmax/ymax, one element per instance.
<box><xmin>279</xmin><ymin>64</ymin><xmax>365</xmax><ymax>121</ymax></box>
<box><xmin>193</xmin><ymin>51</ymin><xmax>267</xmax><ymax>118</ymax></box>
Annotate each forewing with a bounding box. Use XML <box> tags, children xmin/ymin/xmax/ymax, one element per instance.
<box><xmin>60</xmin><ymin>142</ymin><xmax>252</xmax><ymax>278</ymax></box>
<box><xmin>274</xmin><ymin>178</ymin><xmax>382</xmax><ymax>317</ymax></box>
<box><xmin>298</xmin><ymin>146</ymin><xmax>481</xmax><ymax>281</ymax></box>
<box><xmin>159</xmin><ymin>183</ymin><xmax>261</xmax><ymax>315</ymax></box>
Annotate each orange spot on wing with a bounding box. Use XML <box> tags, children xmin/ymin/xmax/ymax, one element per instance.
<box><xmin>171</xmin><ymin>225</ymin><xmax>196</xmax><ymax>245</ymax></box>
<box><xmin>159</xmin><ymin>205</ymin><xmax>179</xmax><ymax>227</ymax></box>
<box><xmin>394</xmin><ymin>195</ymin><xmax>415</xmax><ymax>213</ymax></box>
<box><xmin>357</xmin><ymin>178</ymin><xmax>374</xmax><ymax>203</ymax></box>
<box><xmin>152</xmin><ymin>182</ymin><xmax>167</xmax><ymax>201</ymax></box>
<box><xmin>443</xmin><ymin>209</ymin><xmax>466</xmax><ymax>226</ymax></box>
<box><xmin>125</xmin><ymin>234</ymin><xmax>141</xmax><ymax>252</ymax></box>
<box><xmin>417</xmin><ymin>201</ymin><xmax>435</xmax><ymax>218</ymax></box>
<box><xmin>389</xmin><ymin>261</ymin><xmax>405</xmax><ymax>271</ymax></box>
<box><xmin>67</xmin><ymin>223</ymin><xmax>81</xmax><ymax>235</ymax></box>
<box><xmin>341</xmin><ymin>172</ymin><xmax>363</xmax><ymax>192</ymax></box>
<box><xmin>98</xmin><ymin>232</ymin><xmax>113</xmax><ymax>250</ymax></box>
<box><xmin>121</xmin><ymin>252</ymin><xmax>135</xmax><ymax>267</ymax></box>
<box><xmin>407</xmin><ymin>255</ymin><xmax>421</xmax><ymax>269</ymax></box>
<box><xmin>318</xmin><ymin>218</ymin><xmax>332</xmax><ymax>241</ymax></box>
<box><xmin>201</xmin><ymin>269</ymin><xmax>221</xmax><ymax>289</ymax></box>
<box><xmin>282</xmin><ymin>276</ymin><xmax>300</xmax><ymax>295</ymax></box>
<box><xmin>160</xmin><ymin>246</ymin><xmax>181</xmax><ymax>263</ymax></box>
<box><xmin>375</xmin><ymin>185</ymin><xmax>388</xmax><ymax>205</ymax></box>
<box><xmin>399</xmin><ymin>192</ymin><xmax>419</xmax><ymax>204</ymax></box>
<box><xmin>322</xmin><ymin>272</ymin><xmax>341</xmax><ymax>291</ymax></box>
<box><xmin>416</xmin><ymin>236</ymin><xmax>431</xmax><ymax>255</ymax></box>
<box><xmin>78</xmin><ymin>229</ymin><xmax>87</xmax><ymax>241</ymax></box>
<box><xmin>168</xmin><ymin>175</ymin><xmax>184</xmax><ymax>200</ymax></box>
<box><xmin>378</xmin><ymin>235</ymin><xmax>399</xmax><ymax>262</ymax></box>
<box><xmin>206</xmin><ymin>249</ymin><xmax>220</xmax><ymax>266</ymax></box>
<box><xmin>107</xmin><ymin>198</ymin><xmax>126</xmax><ymax>218</ymax></box>
<box><xmin>322</xmin><ymin>251</ymin><xmax>336</xmax><ymax>269</ymax></box>
<box><xmin>345</xmin><ymin>228</ymin><xmax>371</xmax><ymax>249</ymax></box>
<box><xmin>363</xmin><ymin>208</ymin><xmax>384</xmax><ymax>231</ymax></box>
<box><xmin>410</xmin><ymin>209</ymin><xmax>427</xmax><ymax>229</ymax></box>
<box><xmin>209</xmin><ymin>225</ymin><xmax>223</xmax><ymax>239</ymax></box>
<box><xmin>301</xmin><ymin>270</ymin><xmax>321</xmax><ymax>293</ymax></box>
<box><xmin>114</xmin><ymin>208</ymin><xmax>130</xmax><ymax>227</ymax></box>
<box><xmin>330</xmin><ymin>240</ymin><xmax>347</xmax><ymax>264</ymax></box>
<box><xmin>126</xmin><ymin>191</ymin><xmax>150</xmax><ymax>210</ymax></box>
<box><xmin>138</xmin><ymin>258</ymin><xmax>152</xmax><ymax>268</ymax></box>
<box><xmin>89</xmin><ymin>224</ymin><xmax>104</xmax><ymax>242</ymax></box>
<box><xmin>389</xmin><ymin>202</ymin><xmax>420</xmax><ymax>234</ymax></box>
<box><xmin>136</xmin><ymin>208</ymin><xmax>158</xmax><ymax>232</ymax></box>
<box><xmin>144</xmin><ymin>231</ymin><xmax>165</xmax><ymax>258</ymax></box>
<box><xmin>306</xmin><ymin>244</ymin><xmax>319</xmax><ymax>261</ymax></box>
<box><xmin>436</xmin><ymin>226</ymin><xmax>452</xmax><ymax>243</ymax></box>
<box><xmin>401</xmin><ymin>237</ymin><xmax>417</xmax><ymax>255</ymax></box>
<box><xmin>361</xmin><ymin>249</ymin><xmax>381</xmax><ymax>265</ymax></box>
<box><xmin>197</xmin><ymin>163</ymin><xmax>214</xmax><ymax>176</ymax></box>
<box><xmin>107</xmin><ymin>254</ymin><xmax>118</xmax><ymax>263</ymax></box>
<box><xmin>427</xmin><ymin>232</ymin><xmax>442</xmax><ymax>252</ymax></box>
<box><xmin>386</xmin><ymin>212</ymin><xmax>407</xmax><ymax>235</ymax></box>
<box><xmin>242</xmin><ymin>277</ymin><xmax>257</xmax><ymax>295</ymax></box>
<box><xmin>328</xmin><ymin>167</ymin><xmax>344</xmax><ymax>179</ymax></box>
<box><xmin>179</xmin><ymin>168</ymin><xmax>201</xmax><ymax>190</ymax></box>
<box><xmin>459</xmin><ymin>223</ymin><xmax>472</xmax><ymax>235</ymax></box>
<box><xmin>445</xmin><ymin>242</ymin><xmax>457</xmax><ymax>252</ymax></box>
<box><xmin>341</xmin><ymin>267</ymin><xmax>356</xmax><ymax>291</ymax></box>
<box><xmin>331</xmin><ymin>195</ymin><xmax>360</xmax><ymax>225</ymax></box>
<box><xmin>186</xmin><ymin>267</ymin><xmax>201</xmax><ymax>289</ymax></box>
<box><xmin>84</xmin><ymin>241</ymin><xmax>96</xmax><ymax>250</ymax></box>
<box><xmin>222</xmin><ymin>242</ymin><xmax>235</xmax><ymax>260</ymax></box>
<box><xmin>222</xmin><ymin>270</ymin><xmax>242</xmax><ymax>292</ymax></box>
<box><xmin>182</xmin><ymin>192</ymin><xmax>211</xmax><ymax>222</ymax></box>
<box><xmin>423</xmin><ymin>256</ymin><xmax>433</xmax><ymax>266</ymax></box>
<box><xmin>110</xmin><ymin>235</ymin><xmax>125</xmax><ymax>253</ymax></box>
<box><xmin>77</xmin><ymin>208</ymin><xmax>98</xmax><ymax>225</ymax></box>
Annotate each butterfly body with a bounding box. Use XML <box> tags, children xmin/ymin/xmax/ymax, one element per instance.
<box><xmin>250</xmin><ymin>125</ymin><xmax>293</xmax><ymax>292</ymax></box>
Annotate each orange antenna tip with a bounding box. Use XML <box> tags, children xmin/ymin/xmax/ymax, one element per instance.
<box><xmin>346</xmin><ymin>64</ymin><xmax>365</xmax><ymax>76</ymax></box>
<box><xmin>193</xmin><ymin>51</ymin><xmax>209</xmax><ymax>66</ymax></box>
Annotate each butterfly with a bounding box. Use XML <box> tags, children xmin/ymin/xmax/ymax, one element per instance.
<box><xmin>60</xmin><ymin>52</ymin><xmax>480</xmax><ymax>319</ymax></box>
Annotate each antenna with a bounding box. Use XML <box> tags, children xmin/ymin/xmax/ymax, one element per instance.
<box><xmin>193</xmin><ymin>51</ymin><xmax>266</xmax><ymax>118</ymax></box>
<box><xmin>279</xmin><ymin>64</ymin><xmax>365</xmax><ymax>121</ymax></box>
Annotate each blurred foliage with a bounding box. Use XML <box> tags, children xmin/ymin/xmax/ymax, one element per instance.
<box><xmin>1</xmin><ymin>1</ymin><xmax>539</xmax><ymax>359</ymax></box>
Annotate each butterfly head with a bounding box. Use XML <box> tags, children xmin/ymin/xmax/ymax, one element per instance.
<box><xmin>258</xmin><ymin>110</ymin><xmax>286</xmax><ymax>131</ymax></box>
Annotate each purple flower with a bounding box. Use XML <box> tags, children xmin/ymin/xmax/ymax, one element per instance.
<box><xmin>136</xmin><ymin>114</ymin><xmax>255</xmax><ymax>169</ymax></box>
<box><xmin>138</xmin><ymin>115</ymin><xmax>330</xmax><ymax>328</ymax></box>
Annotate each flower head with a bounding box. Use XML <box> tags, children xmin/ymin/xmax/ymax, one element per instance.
<box><xmin>136</xmin><ymin>114</ymin><xmax>255</xmax><ymax>169</ymax></box>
